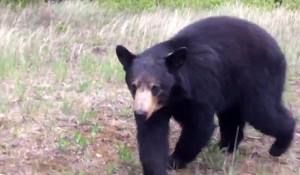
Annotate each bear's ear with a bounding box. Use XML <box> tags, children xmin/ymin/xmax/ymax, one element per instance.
<box><xmin>116</xmin><ymin>45</ymin><xmax>136</xmax><ymax>68</ymax></box>
<box><xmin>165</xmin><ymin>47</ymin><xmax>187</xmax><ymax>69</ymax></box>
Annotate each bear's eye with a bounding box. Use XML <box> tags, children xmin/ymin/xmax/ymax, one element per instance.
<box><xmin>151</xmin><ymin>85</ymin><xmax>161</xmax><ymax>96</ymax></box>
<box><xmin>131</xmin><ymin>84</ymin><xmax>137</xmax><ymax>94</ymax></box>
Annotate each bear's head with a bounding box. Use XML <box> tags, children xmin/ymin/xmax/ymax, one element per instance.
<box><xmin>116</xmin><ymin>45</ymin><xmax>187</xmax><ymax>119</ymax></box>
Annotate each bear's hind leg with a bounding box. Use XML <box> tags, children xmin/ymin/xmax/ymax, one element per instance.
<box><xmin>242</xmin><ymin>93</ymin><xmax>296</xmax><ymax>157</ymax></box>
<box><xmin>217</xmin><ymin>105</ymin><xmax>245</xmax><ymax>153</ymax></box>
<box><xmin>269</xmin><ymin>105</ymin><xmax>296</xmax><ymax>156</ymax></box>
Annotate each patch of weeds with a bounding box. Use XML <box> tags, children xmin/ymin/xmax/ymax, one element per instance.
<box><xmin>51</xmin><ymin>59</ymin><xmax>69</xmax><ymax>83</ymax></box>
<box><xmin>15</xmin><ymin>83</ymin><xmax>26</xmax><ymax>101</ymax></box>
<box><xmin>226</xmin><ymin>166</ymin><xmax>237</xmax><ymax>175</ymax></box>
<box><xmin>117</xmin><ymin>142</ymin><xmax>134</xmax><ymax>164</ymax></box>
<box><xmin>0</xmin><ymin>99</ymin><xmax>9</xmax><ymax>114</ymax></box>
<box><xmin>59</xmin><ymin>43</ymin><xmax>72</xmax><ymax>61</ymax></box>
<box><xmin>197</xmin><ymin>137</ymin><xmax>225</xmax><ymax>170</ymax></box>
<box><xmin>47</xmin><ymin>86</ymin><xmax>56</xmax><ymax>94</ymax></box>
<box><xmin>56</xmin><ymin>23</ymin><xmax>68</xmax><ymax>33</ymax></box>
<box><xmin>98</xmin><ymin>0</ymin><xmax>299</xmax><ymax>10</ymax></box>
<box><xmin>94</xmin><ymin>83</ymin><xmax>103</xmax><ymax>91</ymax></box>
<box><xmin>92</xmin><ymin>35</ymin><xmax>103</xmax><ymax>46</ymax></box>
<box><xmin>79</xmin><ymin>53</ymin><xmax>100</xmax><ymax>76</ymax></box>
<box><xmin>28</xmin><ymin>54</ymin><xmax>42</xmax><ymax>75</ymax></box>
<box><xmin>77</xmin><ymin>81</ymin><xmax>91</xmax><ymax>93</ymax></box>
<box><xmin>11</xmin><ymin>126</ymin><xmax>20</xmax><ymax>138</ymax></box>
<box><xmin>78</xmin><ymin>170</ymin><xmax>85</xmax><ymax>175</ymax></box>
<box><xmin>222</xmin><ymin>147</ymin><xmax>242</xmax><ymax>175</ymax></box>
<box><xmin>34</xmin><ymin>86</ymin><xmax>47</xmax><ymax>100</ymax></box>
<box><xmin>79</xmin><ymin>52</ymin><xmax>124</xmax><ymax>83</ymax></box>
<box><xmin>107</xmin><ymin>163</ymin><xmax>117</xmax><ymax>175</ymax></box>
<box><xmin>233</xmin><ymin>149</ymin><xmax>242</xmax><ymax>162</ymax></box>
<box><xmin>58</xmin><ymin>138</ymin><xmax>70</xmax><ymax>150</ymax></box>
<box><xmin>256</xmin><ymin>167</ymin><xmax>273</xmax><ymax>175</ymax></box>
<box><xmin>119</xmin><ymin>106</ymin><xmax>132</xmax><ymax>117</ymax></box>
<box><xmin>44</xmin><ymin>116</ymin><xmax>57</xmax><ymax>129</ymax></box>
<box><xmin>0</xmin><ymin>53</ymin><xmax>17</xmax><ymax>80</ymax></box>
<box><xmin>61</xmin><ymin>98</ymin><xmax>73</xmax><ymax>116</ymax></box>
<box><xmin>65</xmin><ymin>85</ymin><xmax>75</xmax><ymax>92</ymax></box>
<box><xmin>21</xmin><ymin>99</ymin><xmax>41</xmax><ymax>117</ymax></box>
<box><xmin>116</xmin><ymin>142</ymin><xmax>141</xmax><ymax>174</ymax></box>
<box><xmin>90</xmin><ymin>124</ymin><xmax>99</xmax><ymax>142</ymax></box>
<box><xmin>77</xmin><ymin>109</ymin><xmax>97</xmax><ymax>124</ymax></box>
<box><xmin>74</xmin><ymin>131</ymin><xmax>88</xmax><ymax>150</ymax></box>
<box><xmin>99</xmin><ymin>62</ymin><xmax>124</xmax><ymax>83</ymax></box>
<box><xmin>1</xmin><ymin>0</ymin><xmax>41</xmax><ymax>8</ymax></box>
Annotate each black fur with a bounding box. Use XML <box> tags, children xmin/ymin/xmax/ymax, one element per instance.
<box><xmin>116</xmin><ymin>16</ymin><xmax>296</xmax><ymax>175</ymax></box>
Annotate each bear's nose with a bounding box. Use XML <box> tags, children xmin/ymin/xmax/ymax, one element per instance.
<box><xmin>134</xmin><ymin>110</ymin><xmax>148</xmax><ymax>117</ymax></box>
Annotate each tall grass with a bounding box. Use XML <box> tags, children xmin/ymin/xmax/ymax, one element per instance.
<box><xmin>2</xmin><ymin>0</ymin><xmax>300</xmax><ymax>9</ymax></box>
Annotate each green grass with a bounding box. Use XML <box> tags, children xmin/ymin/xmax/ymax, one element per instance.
<box><xmin>58</xmin><ymin>138</ymin><xmax>70</xmax><ymax>149</ymax></box>
<box><xmin>4</xmin><ymin>0</ymin><xmax>299</xmax><ymax>10</ymax></box>
<box><xmin>117</xmin><ymin>143</ymin><xmax>134</xmax><ymax>163</ymax></box>
<box><xmin>74</xmin><ymin>130</ymin><xmax>88</xmax><ymax>150</ymax></box>
<box><xmin>61</xmin><ymin>98</ymin><xmax>73</xmax><ymax>115</ymax></box>
<box><xmin>98</xmin><ymin>0</ymin><xmax>285</xmax><ymax>11</ymax></box>
<box><xmin>77</xmin><ymin>109</ymin><xmax>97</xmax><ymax>124</ymax></box>
<box><xmin>52</xmin><ymin>59</ymin><xmax>69</xmax><ymax>83</ymax></box>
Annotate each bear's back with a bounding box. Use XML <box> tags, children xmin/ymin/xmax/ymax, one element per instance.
<box><xmin>172</xmin><ymin>16</ymin><xmax>282</xmax><ymax>59</ymax></box>
<box><xmin>169</xmin><ymin>15</ymin><xmax>285</xmax><ymax>76</ymax></box>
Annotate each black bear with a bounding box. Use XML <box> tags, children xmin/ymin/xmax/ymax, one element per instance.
<box><xmin>115</xmin><ymin>16</ymin><xmax>296</xmax><ymax>175</ymax></box>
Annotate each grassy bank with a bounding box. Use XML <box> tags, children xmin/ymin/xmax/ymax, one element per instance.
<box><xmin>2</xmin><ymin>0</ymin><xmax>300</xmax><ymax>9</ymax></box>
<box><xmin>0</xmin><ymin>1</ymin><xmax>299</xmax><ymax>174</ymax></box>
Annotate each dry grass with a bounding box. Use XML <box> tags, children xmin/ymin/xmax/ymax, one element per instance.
<box><xmin>0</xmin><ymin>1</ymin><xmax>299</xmax><ymax>175</ymax></box>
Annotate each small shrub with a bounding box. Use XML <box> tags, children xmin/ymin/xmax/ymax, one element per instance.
<box><xmin>58</xmin><ymin>138</ymin><xmax>70</xmax><ymax>149</ymax></box>
<box><xmin>74</xmin><ymin>131</ymin><xmax>88</xmax><ymax>149</ymax></box>
<box><xmin>117</xmin><ymin>143</ymin><xmax>134</xmax><ymax>164</ymax></box>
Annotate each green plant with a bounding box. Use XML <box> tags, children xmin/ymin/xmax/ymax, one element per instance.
<box><xmin>0</xmin><ymin>52</ymin><xmax>22</xmax><ymax>80</ymax></box>
<box><xmin>56</xmin><ymin>23</ymin><xmax>68</xmax><ymax>33</ymax></box>
<box><xmin>77</xmin><ymin>109</ymin><xmax>97</xmax><ymax>124</ymax></box>
<box><xmin>119</xmin><ymin>106</ymin><xmax>132</xmax><ymax>117</ymax></box>
<box><xmin>107</xmin><ymin>163</ymin><xmax>117</xmax><ymax>175</ymax></box>
<box><xmin>79</xmin><ymin>54</ymin><xmax>100</xmax><ymax>76</ymax></box>
<box><xmin>98</xmin><ymin>0</ymin><xmax>300</xmax><ymax>11</ymax></box>
<box><xmin>197</xmin><ymin>138</ymin><xmax>226</xmax><ymax>170</ymax></box>
<box><xmin>74</xmin><ymin>131</ymin><xmax>88</xmax><ymax>149</ymax></box>
<box><xmin>51</xmin><ymin>59</ymin><xmax>69</xmax><ymax>83</ymax></box>
<box><xmin>90</xmin><ymin>124</ymin><xmax>99</xmax><ymax>142</ymax></box>
<box><xmin>77</xmin><ymin>81</ymin><xmax>91</xmax><ymax>93</ymax></box>
<box><xmin>61</xmin><ymin>99</ymin><xmax>73</xmax><ymax>116</ymax></box>
<box><xmin>0</xmin><ymin>99</ymin><xmax>9</xmax><ymax>114</ymax></box>
<box><xmin>58</xmin><ymin>138</ymin><xmax>70</xmax><ymax>149</ymax></box>
<box><xmin>0</xmin><ymin>0</ymin><xmax>41</xmax><ymax>7</ymax></box>
<box><xmin>15</xmin><ymin>83</ymin><xmax>26</xmax><ymax>101</ymax></box>
<box><xmin>117</xmin><ymin>143</ymin><xmax>134</xmax><ymax>163</ymax></box>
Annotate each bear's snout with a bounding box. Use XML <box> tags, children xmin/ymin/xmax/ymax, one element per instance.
<box><xmin>133</xmin><ymin>88</ymin><xmax>162</xmax><ymax>119</ymax></box>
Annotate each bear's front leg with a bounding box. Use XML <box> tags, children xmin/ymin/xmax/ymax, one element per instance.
<box><xmin>169</xmin><ymin>102</ymin><xmax>216</xmax><ymax>169</ymax></box>
<box><xmin>135</xmin><ymin>109</ymin><xmax>171</xmax><ymax>175</ymax></box>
